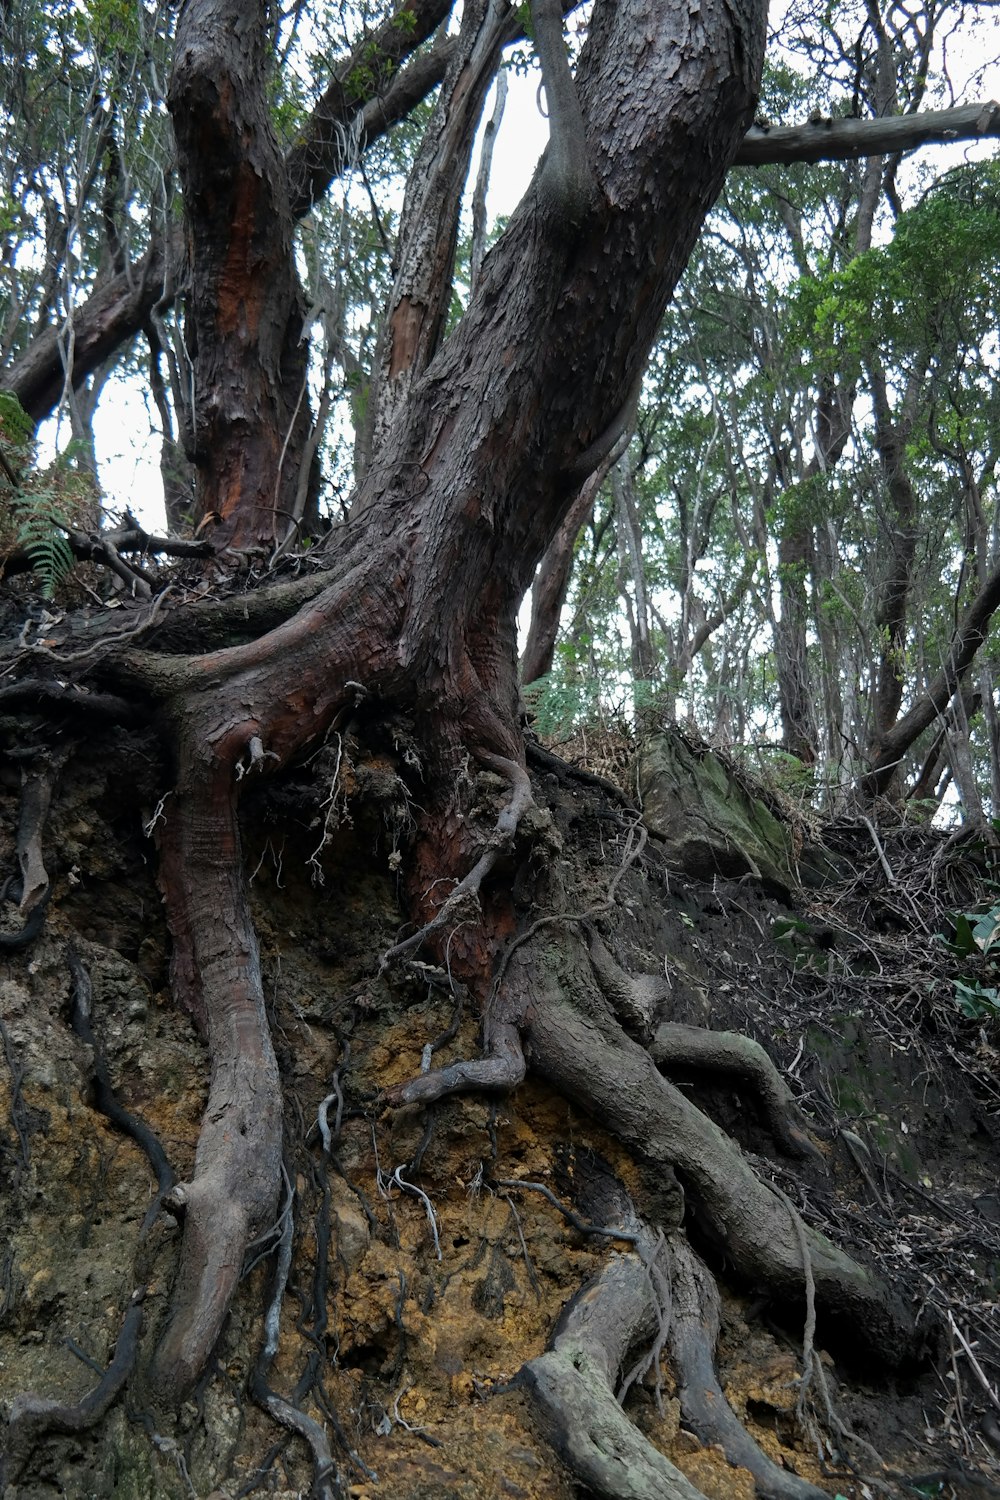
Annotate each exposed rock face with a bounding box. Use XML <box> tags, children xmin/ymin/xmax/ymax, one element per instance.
<box><xmin>638</xmin><ymin>725</ymin><xmax>839</xmax><ymax>894</ymax></box>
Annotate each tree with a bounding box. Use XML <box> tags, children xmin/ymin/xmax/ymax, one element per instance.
<box><xmin>522</xmin><ymin>6</ymin><xmax>1000</xmax><ymax>817</ymax></box>
<box><xmin>2</xmin><ymin>0</ymin><xmax>1000</xmax><ymax>1494</ymax></box>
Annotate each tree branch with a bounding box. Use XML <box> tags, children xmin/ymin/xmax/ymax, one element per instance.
<box><xmin>285</xmin><ymin>0</ymin><xmax>455</xmax><ymax>218</ymax></box>
<box><xmin>737</xmin><ymin>100</ymin><xmax>1000</xmax><ymax>166</ymax></box>
<box><xmin>862</xmin><ymin>554</ymin><xmax>1000</xmax><ymax>799</ymax></box>
<box><xmin>532</xmin><ymin>0</ymin><xmax>598</xmax><ymax>226</ymax></box>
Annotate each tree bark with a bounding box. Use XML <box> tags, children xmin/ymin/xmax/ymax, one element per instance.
<box><xmin>130</xmin><ymin>0</ymin><xmax>770</xmax><ymax>1396</ymax></box>
<box><xmin>168</xmin><ymin>0</ymin><xmax>311</xmax><ymax>552</ymax></box>
<box><xmin>736</xmin><ymin>99</ymin><xmax>1000</xmax><ymax>166</ymax></box>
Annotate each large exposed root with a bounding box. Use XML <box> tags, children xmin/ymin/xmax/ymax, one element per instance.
<box><xmin>649</xmin><ymin>1021</ymin><xmax>824</xmax><ymax>1163</ymax></box>
<box><xmin>148</xmin><ymin>758</ymin><xmax>283</xmax><ymax>1401</ymax></box>
<box><xmin>520</xmin><ymin>1167</ymin><xmax>830</xmax><ymax>1500</ymax></box>
<box><xmin>522</xmin><ymin>1247</ymin><xmax>707</xmax><ymax>1500</ymax></box>
<box><xmin>386</xmin><ymin>877</ymin><xmax>912</xmax><ymax>1362</ymax></box>
<box><xmin>523</xmin><ymin>936</ymin><xmax>916</xmax><ymax>1364</ymax></box>
<box><xmin>668</xmin><ymin>1238</ymin><xmax>829</xmax><ymax>1500</ymax></box>
<box><xmin>587</xmin><ymin>931</ymin><xmax>821</xmax><ymax>1161</ymax></box>
<box><xmin>519</xmin><ymin>1168</ymin><xmax>705</xmax><ymax>1500</ymax></box>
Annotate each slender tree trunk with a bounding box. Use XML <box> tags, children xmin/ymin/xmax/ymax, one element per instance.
<box><xmin>168</xmin><ymin>3</ymin><xmax>314</xmax><ymax>552</ymax></box>
<box><xmin>522</xmin><ymin>460</ymin><xmax>613</xmax><ymax>685</ymax></box>
<box><xmin>613</xmin><ymin>456</ymin><xmax>657</xmax><ymax>699</ymax></box>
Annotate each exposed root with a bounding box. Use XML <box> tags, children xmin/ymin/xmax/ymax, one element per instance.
<box><xmin>382</xmin><ymin>1018</ymin><xmax>525</xmax><ymax>1106</ymax></box>
<box><xmin>0</xmin><ymin>882</ymin><xmax>50</xmax><ymax>951</ymax></box>
<box><xmin>668</xmin><ymin>1238</ymin><xmax>829</xmax><ymax>1500</ymax></box>
<box><xmin>380</xmin><ymin>751</ymin><xmax>535</xmax><ymax>969</ymax></box>
<box><xmin>520</xmin><ymin>1207</ymin><xmax>706</xmax><ymax>1500</ymax></box>
<box><xmin>518</xmin><ymin>1162</ymin><xmax>836</xmax><ymax>1500</ymax></box>
<box><xmin>148</xmin><ymin>759</ymin><xmax>283</xmax><ymax>1401</ymax></box>
<box><xmin>524</xmin><ymin>936</ymin><xmax>917</xmax><ymax>1365</ymax></box>
<box><xmin>649</xmin><ymin>1021</ymin><xmax>824</xmax><ymax>1163</ymax></box>
<box><xmin>386</xmin><ymin>817</ymin><xmax>649</xmax><ymax>1108</ymax></box>
<box><xmin>15</xmin><ymin>765</ymin><xmax>52</xmax><ymax>912</ymax></box>
<box><xmin>0</xmin><ymin>764</ymin><xmax>55</xmax><ymax>950</ymax></box>
<box><xmin>251</xmin><ymin>1168</ymin><xmax>340</xmax><ymax>1500</ymax></box>
<box><xmin>493</xmin><ymin>1176</ymin><xmax>644</xmax><ymax>1246</ymax></box>
<box><xmin>1</xmin><ymin>1289</ymin><xmax>145</xmax><ymax>1486</ymax></box>
<box><xmin>66</xmin><ymin>944</ymin><xmax>176</xmax><ymax>1232</ymax></box>
<box><xmin>586</xmin><ymin>925</ymin><xmax>665</xmax><ymax>1039</ymax></box>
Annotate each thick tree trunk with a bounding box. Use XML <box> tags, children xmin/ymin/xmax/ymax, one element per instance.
<box><xmin>138</xmin><ymin>0</ymin><xmax>770</xmax><ymax>1396</ymax></box>
<box><xmin>168</xmin><ymin>1</ymin><xmax>311</xmax><ymax>552</ymax></box>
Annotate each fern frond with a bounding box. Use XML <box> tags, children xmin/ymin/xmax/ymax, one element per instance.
<box><xmin>10</xmin><ymin>487</ymin><xmax>75</xmax><ymax>598</ymax></box>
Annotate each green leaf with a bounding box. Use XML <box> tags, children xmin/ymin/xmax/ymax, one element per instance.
<box><xmin>954</xmin><ymin>980</ymin><xmax>1000</xmax><ymax>1021</ymax></box>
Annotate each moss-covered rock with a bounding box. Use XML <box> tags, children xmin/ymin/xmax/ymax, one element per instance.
<box><xmin>638</xmin><ymin>726</ymin><xmax>838</xmax><ymax>895</ymax></box>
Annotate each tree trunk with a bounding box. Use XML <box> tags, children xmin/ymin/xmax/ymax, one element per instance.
<box><xmin>168</xmin><ymin>1</ymin><xmax>312</xmax><ymax>552</ymax></box>
<box><xmin>127</xmin><ymin>0</ymin><xmax>771</xmax><ymax>1397</ymax></box>
<box><xmin>3</xmin><ymin>5</ymin><xmax>943</xmax><ymax>1494</ymax></box>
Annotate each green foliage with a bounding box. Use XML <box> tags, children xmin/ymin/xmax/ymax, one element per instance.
<box><xmin>942</xmin><ymin>905</ymin><xmax>1000</xmax><ymax>961</ymax></box>
<box><xmin>940</xmin><ymin>900</ymin><xmax>1000</xmax><ymax>1023</ymax></box>
<box><xmin>0</xmin><ymin>392</ymin><xmax>34</xmax><ymax>457</ymax></box>
<box><xmin>522</xmin><ymin>670</ymin><xmax>605</xmax><ymax>739</ymax></box>
<box><xmin>0</xmin><ymin>396</ymin><xmax>87</xmax><ymax>597</ymax></box>
<box><xmin>953</xmin><ymin>979</ymin><xmax>1000</xmax><ymax>1021</ymax></box>
<box><xmin>7</xmin><ymin>483</ymin><xmax>75</xmax><ymax>598</ymax></box>
<box><xmin>789</xmin><ymin>162</ymin><xmax>1000</xmax><ymax>373</ymax></box>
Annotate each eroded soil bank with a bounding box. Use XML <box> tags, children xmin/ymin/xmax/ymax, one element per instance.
<box><xmin>1</xmin><ymin>729</ymin><xmax>999</xmax><ymax>1498</ymax></box>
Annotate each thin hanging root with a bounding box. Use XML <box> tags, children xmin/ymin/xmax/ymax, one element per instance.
<box><xmin>2</xmin><ymin>1290</ymin><xmax>145</xmax><ymax>1486</ymax></box>
<box><xmin>380</xmin><ymin>751</ymin><xmax>535</xmax><ymax>971</ymax></box>
<box><xmin>252</xmin><ymin>1169</ymin><xmax>340</xmax><ymax>1500</ymax></box>
<box><xmin>649</xmin><ymin>1022</ymin><xmax>825</xmax><ymax>1163</ymax></box>
<box><xmin>668</xmin><ymin>1239</ymin><xmax>829</xmax><ymax>1500</ymax></box>
<box><xmin>521</xmin><ymin>1234</ymin><xmax>708</xmax><ymax>1500</ymax></box>
<box><xmin>66</xmin><ymin>945</ymin><xmax>176</xmax><ymax>1232</ymax></box>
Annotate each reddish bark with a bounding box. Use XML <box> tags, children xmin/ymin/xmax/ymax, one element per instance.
<box><xmin>167</xmin><ymin>1</ymin><xmax>311</xmax><ymax>552</ymax></box>
<box><xmin>136</xmin><ymin>0</ymin><xmax>769</xmax><ymax>1394</ymax></box>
